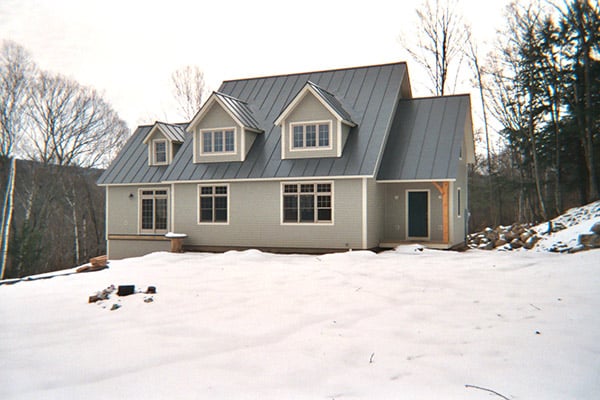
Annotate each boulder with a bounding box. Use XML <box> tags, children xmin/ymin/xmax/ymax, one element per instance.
<box><xmin>591</xmin><ymin>222</ymin><xmax>600</xmax><ymax>235</ymax></box>
<box><xmin>579</xmin><ymin>233</ymin><xmax>600</xmax><ymax>248</ymax></box>
<box><xmin>510</xmin><ymin>239</ymin><xmax>523</xmax><ymax>249</ymax></box>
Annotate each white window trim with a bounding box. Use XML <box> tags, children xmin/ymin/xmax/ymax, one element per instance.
<box><xmin>288</xmin><ymin>120</ymin><xmax>333</xmax><ymax>152</ymax></box>
<box><xmin>405</xmin><ymin>189</ymin><xmax>430</xmax><ymax>240</ymax></box>
<box><xmin>150</xmin><ymin>139</ymin><xmax>169</xmax><ymax>166</ymax></box>
<box><xmin>280</xmin><ymin>181</ymin><xmax>334</xmax><ymax>226</ymax></box>
<box><xmin>138</xmin><ymin>187</ymin><xmax>170</xmax><ymax>234</ymax></box>
<box><xmin>198</xmin><ymin>127</ymin><xmax>237</xmax><ymax>157</ymax></box>
<box><xmin>197</xmin><ymin>183</ymin><xmax>230</xmax><ymax>225</ymax></box>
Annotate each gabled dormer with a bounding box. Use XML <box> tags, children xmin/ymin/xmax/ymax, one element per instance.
<box><xmin>186</xmin><ymin>92</ymin><xmax>263</xmax><ymax>163</ymax></box>
<box><xmin>143</xmin><ymin>122</ymin><xmax>185</xmax><ymax>166</ymax></box>
<box><xmin>275</xmin><ymin>81</ymin><xmax>356</xmax><ymax>159</ymax></box>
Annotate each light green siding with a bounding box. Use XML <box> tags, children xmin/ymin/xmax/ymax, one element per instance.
<box><xmin>194</xmin><ymin>103</ymin><xmax>244</xmax><ymax>163</ymax></box>
<box><xmin>281</xmin><ymin>92</ymin><xmax>340</xmax><ymax>159</ymax></box>
<box><xmin>366</xmin><ymin>178</ymin><xmax>384</xmax><ymax>248</ymax></box>
<box><xmin>172</xmin><ymin>179</ymin><xmax>365</xmax><ymax>250</ymax></box>
<box><xmin>109</xmin><ymin>239</ymin><xmax>170</xmax><ymax>260</ymax></box>
<box><xmin>383</xmin><ymin>182</ymin><xmax>444</xmax><ymax>242</ymax></box>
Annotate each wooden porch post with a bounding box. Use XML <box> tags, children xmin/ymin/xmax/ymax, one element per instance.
<box><xmin>433</xmin><ymin>182</ymin><xmax>449</xmax><ymax>243</ymax></box>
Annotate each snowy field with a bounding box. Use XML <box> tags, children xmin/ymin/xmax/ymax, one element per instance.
<box><xmin>1</xmin><ymin>226</ymin><xmax>599</xmax><ymax>399</ymax></box>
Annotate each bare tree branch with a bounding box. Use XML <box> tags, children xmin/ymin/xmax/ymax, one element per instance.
<box><xmin>171</xmin><ymin>65</ymin><xmax>206</xmax><ymax>120</ymax></box>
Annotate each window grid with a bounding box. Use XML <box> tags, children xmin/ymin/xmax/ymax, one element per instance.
<box><xmin>290</xmin><ymin>122</ymin><xmax>331</xmax><ymax>149</ymax></box>
<box><xmin>201</xmin><ymin>129</ymin><xmax>235</xmax><ymax>154</ymax></box>
<box><xmin>154</xmin><ymin>140</ymin><xmax>167</xmax><ymax>164</ymax></box>
<box><xmin>199</xmin><ymin>185</ymin><xmax>228</xmax><ymax>223</ymax></box>
<box><xmin>140</xmin><ymin>189</ymin><xmax>168</xmax><ymax>233</ymax></box>
<box><xmin>282</xmin><ymin>183</ymin><xmax>332</xmax><ymax>223</ymax></box>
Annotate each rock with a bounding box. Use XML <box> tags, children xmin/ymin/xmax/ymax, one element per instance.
<box><xmin>146</xmin><ymin>286</ymin><xmax>156</xmax><ymax>294</ymax></box>
<box><xmin>110</xmin><ymin>304</ymin><xmax>121</xmax><ymax>311</ymax></box>
<box><xmin>591</xmin><ymin>222</ymin><xmax>600</xmax><ymax>235</ymax></box>
<box><xmin>510</xmin><ymin>239</ymin><xmax>523</xmax><ymax>249</ymax></box>
<box><xmin>494</xmin><ymin>238</ymin><xmax>507</xmax><ymax>247</ymax></box>
<box><xmin>483</xmin><ymin>242</ymin><xmax>495</xmax><ymax>250</ymax></box>
<box><xmin>579</xmin><ymin>233</ymin><xmax>600</xmax><ymax>248</ymax></box>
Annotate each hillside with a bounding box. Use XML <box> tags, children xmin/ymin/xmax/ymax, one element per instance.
<box><xmin>0</xmin><ymin>205</ymin><xmax>599</xmax><ymax>399</ymax></box>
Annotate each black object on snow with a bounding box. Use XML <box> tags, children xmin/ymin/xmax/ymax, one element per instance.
<box><xmin>117</xmin><ymin>285</ymin><xmax>135</xmax><ymax>296</ymax></box>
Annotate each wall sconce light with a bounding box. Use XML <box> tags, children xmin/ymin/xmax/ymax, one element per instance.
<box><xmin>129</xmin><ymin>193</ymin><xmax>134</xmax><ymax>199</ymax></box>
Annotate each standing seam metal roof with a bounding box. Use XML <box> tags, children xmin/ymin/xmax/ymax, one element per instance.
<box><xmin>97</xmin><ymin>63</ymin><xmax>470</xmax><ymax>185</ymax></box>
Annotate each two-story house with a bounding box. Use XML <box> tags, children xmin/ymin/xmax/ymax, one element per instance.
<box><xmin>98</xmin><ymin>62</ymin><xmax>474</xmax><ymax>259</ymax></box>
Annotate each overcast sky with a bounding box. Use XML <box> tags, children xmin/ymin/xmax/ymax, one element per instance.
<box><xmin>0</xmin><ymin>0</ymin><xmax>513</xmax><ymax>133</ymax></box>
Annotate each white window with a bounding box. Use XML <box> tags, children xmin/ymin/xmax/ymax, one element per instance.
<box><xmin>290</xmin><ymin>122</ymin><xmax>331</xmax><ymax>150</ymax></box>
<box><xmin>199</xmin><ymin>185</ymin><xmax>229</xmax><ymax>223</ymax></box>
<box><xmin>140</xmin><ymin>189</ymin><xmax>168</xmax><ymax>233</ymax></box>
<box><xmin>282</xmin><ymin>182</ymin><xmax>332</xmax><ymax>223</ymax></box>
<box><xmin>201</xmin><ymin>129</ymin><xmax>235</xmax><ymax>154</ymax></box>
<box><xmin>152</xmin><ymin>139</ymin><xmax>168</xmax><ymax>165</ymax></box>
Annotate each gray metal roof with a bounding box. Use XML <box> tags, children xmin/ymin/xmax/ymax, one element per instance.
<box><xmin>306</xmin><ymin>81</ymin><xmax>355</xmax><ymax>125</ymax></box>
<box><xmin>213</xmin><ymin>92</ymin><xmax>262</xmax><ymax>132</ymax></box>
<box><xmin>159</xmin><ymin>62</ymin><xmax>408</xmax><ymax>183</ymax></box>
<box><xmin>99</xmin><ymin>62</ymin><xmax>471</xmax><ymax>185</ymax></box>
<box><xmin>154</xmin><ymin>121</ymin><xmax>185</xmax><ymax>143</ymax></box>
<box><xmin>377</xmin><ymin>95</ymin><xmax>471</xmax><ymax>181</ymax></box>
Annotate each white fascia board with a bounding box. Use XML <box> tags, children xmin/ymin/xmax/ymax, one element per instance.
<box><xmin>376</xmin><ymin>178</ymin><xmax>456</xmax><ymax>183</ymax></box>
<box><xmin>162</xmin><ymin>175</ymin><xmax>373</xmax><ymax>185</ymax></box>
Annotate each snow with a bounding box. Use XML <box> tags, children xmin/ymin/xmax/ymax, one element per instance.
<box><xmin>1</xmin><ymin>212</ymin><xmax>600</xmax><ymax>399</ymax></box>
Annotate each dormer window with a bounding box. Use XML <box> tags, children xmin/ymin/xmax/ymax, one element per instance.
<box><xmin>291</xmin><ymin>122</ymin><xmax>331</xmax><ymax>150</ymax></box>
<box><xmin>143</xmin><ymin>122</ymin><xmax>185</xmax><ymax>166</ymax></box>
<box><xmin>275</xmin><ymin>81</ymin><xmax>356</xmax><ymax>160</ymax></box>
<box><xmin>153</xmin><ymin>139</ymin><xmax>168</xmax><ymax>164</ymax></box>
<box><xmin>201</xmin><ymin>129</ymin><xmax>235</xmax><ymax>154</ymax></box>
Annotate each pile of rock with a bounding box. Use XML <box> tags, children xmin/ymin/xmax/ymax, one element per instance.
<box><xmin>579</xmin><ymin>222</ymin><xmax>600</xmax><ymax>249</ymax></box>
<box><xmin>468</xmin><ymin>223</ymin><xmax>543</xmax><ymax>250</ymax></box>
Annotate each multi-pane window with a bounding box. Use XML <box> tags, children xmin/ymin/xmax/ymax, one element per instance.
<box><xmin>201</xmin><ymin>130</ymin><xmax>235</xmax><ymax>153</ymax></box>
<box><xmin>291</xmin><ymin>122</ymin><xmax>330</xmax><ymax>149</ymax></box>
<box><xmin>153</xmin><ymin>140</ymin><xmax>167</xmax><ymax>164</ymax></box>
<box><xmin>283</xmin><ymin>183</ymin><xmax>332</xmax><ymax>223</ymax></box>
<box><xmin>199</xmin><ymin>185</ymin><xmax>228</xmax><ymax>223</ymax></box>
<box><xmin>140</xmin><ymin>189</ymin><xmax>168</xmax><ymax>233</ymax></box>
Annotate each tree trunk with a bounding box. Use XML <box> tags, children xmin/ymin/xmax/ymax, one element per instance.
<box><xmin>1</xmin><ymin>157</ymin><xmax>16</xmax><ymax>279</ymax></box>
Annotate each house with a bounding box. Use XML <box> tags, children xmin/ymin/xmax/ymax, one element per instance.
<box><xmin>98</xmin><ymin>62</ymin><xmax>475</xmax><ymax>259</ymax></box>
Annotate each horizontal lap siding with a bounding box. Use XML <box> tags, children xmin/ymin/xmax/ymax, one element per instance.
<box><xmin>109</xmin><ymin>239</ymin><xmax>170</xmax><ymax>260</ymax></box>
<box><xmin>173</xmin><ymin>179</ymin><xmax>364</xmax><ymax>250</ymax></box>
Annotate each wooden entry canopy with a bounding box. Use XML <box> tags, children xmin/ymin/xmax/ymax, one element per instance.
<box><xmin>432</xmin><ymin>182</ymin><xmax>449</xmax><ymax>243</ymax></box>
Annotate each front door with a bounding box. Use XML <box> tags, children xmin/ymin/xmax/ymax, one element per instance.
<box><xmin>407</xmin><ymin>191</ymin><xmax>429</xmax><ymax>238</ymax></box>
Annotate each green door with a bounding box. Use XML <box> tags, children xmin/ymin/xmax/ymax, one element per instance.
<box><xmin>408</xmin><ymin>191</ymin><xmax>428</xmax><ymax>238</ymax></box>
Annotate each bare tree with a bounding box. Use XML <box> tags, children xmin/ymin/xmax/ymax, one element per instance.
<box><xmin>171</xmin><ymin>65</ymin><xmax>206</xmax><ymax>120</ymax></box>
<box><xmin>26</xmin><ymin>71</ymin><xmax>129</xmax><ymax>168</ymax></box>
<box><xmin>403</xmin><ymin>0</ymin><xmax>468</xmax><ymax>95</ymax></box>
<box><xmin>0</xmin><ymin>41</ymin><xmax>35</xmax><ymax>279</ymax></box>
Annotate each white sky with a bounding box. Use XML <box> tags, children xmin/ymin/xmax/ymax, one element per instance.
<box><xmin>0</xmin><ymin>0</ymin><xmax>513</xmax><ymax>135</ymax></box>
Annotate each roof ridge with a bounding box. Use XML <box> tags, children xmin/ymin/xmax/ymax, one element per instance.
<box><xmin>222</xmin><ymin>61</ymin><xmax>408</xmax><ymax>84</ymax></box>
<box><xmin>214</xmin><ymin>91</ymin><xmax>249</xmax><ymax>104</ymax></box>
<box><xmin>404</xmin><ymin>93</ymin><xmax>471</xmax><ymax>101</ymax></box>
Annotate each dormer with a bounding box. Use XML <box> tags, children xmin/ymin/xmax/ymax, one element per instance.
<box><xmin>143</xmin><ymin>122</ymin><xmax>185</xmax><ymax>166</ymax></box>
<box><xmin>186</xmin><ymin>92</ymin><xmax>263</xmax><ymax>163</ymax></box>
<box><xmin>275</xmin><ymin>81</ymin><xmax>356</xmax><ymax>159</ymax></box>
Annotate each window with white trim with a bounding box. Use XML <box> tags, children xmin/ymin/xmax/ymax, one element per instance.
<box><xmin>201</xmin><ymin>129</ymin><xmax>235</xmax><ymax>154</ymax></box>
<box><xmin>140</xmin><ymin>189</ymin><xmax>168</xmax><ymax>233</ymax></box>
<box><xmin>291</xmin><ymin>122</ymin><xmax>331</xmax><ymax>149</ymax></box>
<box><xmin>152</xmin><ymin>139</ymin><xmax>168</xmax><ymax>165</ymax></box>
<box><xmin>199</xmin><ymin>185</ymin><xmax>228</xmax><ymax>223</ymax></box>
<box><xmin>283</xmin><ymin>183</ymin><xmax>332</xmax><ymax>223</ymax></box>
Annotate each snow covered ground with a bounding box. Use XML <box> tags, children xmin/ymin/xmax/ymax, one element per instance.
<box><xmin>1</xmin><ymin>215</ymin><xmax>599</xmax><ymax>399</ymax></box>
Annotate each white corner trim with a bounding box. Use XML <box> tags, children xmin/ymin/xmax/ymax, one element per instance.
<box><xmin>362</xmin><ymin>177</ymin><xmax>367</xmax><ymax>249</ymax></box>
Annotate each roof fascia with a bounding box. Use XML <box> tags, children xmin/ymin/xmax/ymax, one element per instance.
<box><xmin>186</xmin><ymin>93</ymin><xmax>262</xmax><ymax>133</ymax></box>
<box><xmin>142</xmin><ymin>123</ymin><xmax>171</xmax><ymax>144</ymax></box>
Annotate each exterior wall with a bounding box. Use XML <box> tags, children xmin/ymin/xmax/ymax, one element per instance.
<box><xmin>145</xmin><ymin>129</ymin><xmax>173</xmax><ymax>166</ymax></box>
<box><xmin>194</xmin><ymin>103</ymin><xmax>244</xmax><ymax>163</ymax></box>
<box><xmin>382</xmin><ymin>182</ymin><xmax>444</xmax><ymax>243</ymax></box>
<box><xmin>172</xmin><ymin>179</ymin><xmax>365</xmax><ymax>250</ymax></box>
<box><xmin>452</xmin><ymin>143</ymin><xmax>469</xmax><ymax>243</ymax></box>
<box><xmin>281</xmin><ymin>92</ymin><xmax>340</xmax><ymax>159</ymax></box>
<box><xmin>108</xmin><ymin>239</ymin><xmax>170</xmax><ymax>260</ymax></box>
<box><xmin>106</xmin><ymin>185</ymin><xmax>172</xmax><ymax>259</ymax></box>
<box><xmin>366</xmin><ymin>178</ymin><xmax>385</xmax><ymax>248</ymax></box>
